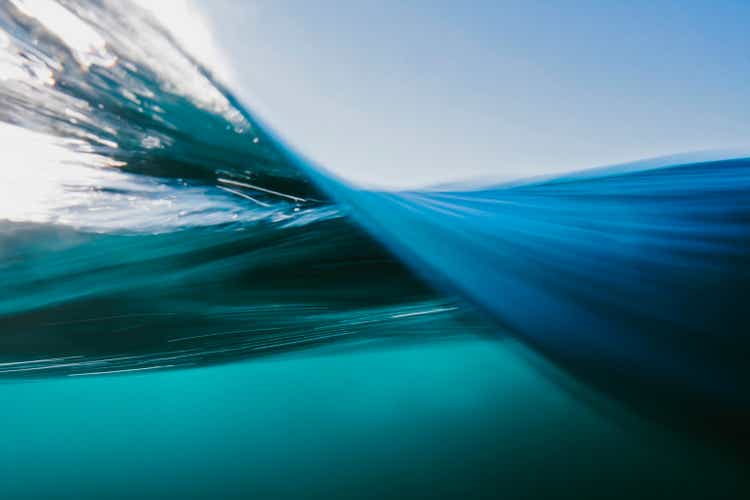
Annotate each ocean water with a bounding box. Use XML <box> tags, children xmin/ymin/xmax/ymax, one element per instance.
<box><xmin>1</xmin><ymin>1</ymin><xmax>748</xmax><ymax>498</ymax></box>
<box><xmin>3</xmin><ymin>340</ymin><xmax>748</xmax><ymax>500</ymax></box>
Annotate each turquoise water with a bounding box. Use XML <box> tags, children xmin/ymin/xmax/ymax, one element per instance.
<box><xmin>3</xmin><ymin>338</ymin><xmax>747</xmax><ymax>499</ymax></box>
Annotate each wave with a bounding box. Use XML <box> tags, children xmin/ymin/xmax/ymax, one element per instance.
<box><xmin>1</xmin><ymin>0</ymin><xmax>749</xmax><ymax>451</ymax></box>
<box><xmin>0</xmin><ymin>0</ymin><xmax>491</xmax><ymax>378</ymax></box>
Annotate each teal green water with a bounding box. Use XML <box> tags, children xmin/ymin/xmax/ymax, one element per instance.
<box><xmin>2</xmin><ymin>338</ymin><xmax>746</xmax><ymax>499</ymax></box>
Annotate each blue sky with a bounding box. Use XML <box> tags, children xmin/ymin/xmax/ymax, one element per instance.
<box><xmin>193</xmin><ymin>0</ymin><xmax>750</xmax><ymax>187</ymax></box>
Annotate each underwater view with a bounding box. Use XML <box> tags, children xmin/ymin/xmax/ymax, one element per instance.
<box><xmin>1</xmin><ymin>1</ymin><xmax>749</xmax><ymax>498</ymax></box>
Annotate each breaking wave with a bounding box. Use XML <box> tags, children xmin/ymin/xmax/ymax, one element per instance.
<box><xmin>1</xmin><ymin>0</ymin><xmax>748</xmax><ymax>452</ymax></box>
